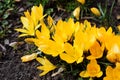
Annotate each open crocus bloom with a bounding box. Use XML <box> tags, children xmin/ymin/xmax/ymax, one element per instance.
<box><xmin>107</xmin><ymin>43</ymin><xmax>120</xmax><ymax>63</ymax></box>
<box><xmin>80</xmin><ymin>59</ymin><xmax>103</xmax><ymax>78</ymax></box>
<box><xmin>105</xmin><ymin>35</ymin><xmax>120</xmax><ymax>63</ymax></box>
<box><xmin>60</xmin><ymin>43</ymin><xmax>84</xmax><ymax>64</ymax></box>
<box><xmin>15</xmin><ymin>4</ymin><xmax>46</xmax><ymax>37</ymax></box>
<box><xmin>74</xmin><ymin>20</ymin><xmax>97</xmax><ymax>51</ymax></box>
<box><xmin>104</xmin><ymin>62</ymin><xmax>120</xmax><ymax>80</ymax></box>
<box><xmin>96</xmin><ymin>27</ymin><xmax>115</xmax><ymax>45</ymax></box>
<box><xmin>87</xmin><ymin>41</ymin><xmax>104</xmax><ymax>60</ymax></box>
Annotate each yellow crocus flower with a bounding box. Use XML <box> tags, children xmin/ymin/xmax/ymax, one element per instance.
<box><xmin>103</xmin><ymin>66</ymin><xmax>113</xmax><ymax>80</ymax></box>
<box><xmin>36</xmin><ymin>57</ymin><xmax>56</xmax><ymax>76</ymax></box>
<box><xmin>38</xmin><ymin>39</ymin><xmax>64</xmax><ymax>57</ymax></box>
<box><xmin>87</xmin><ymin>41</ymin><xmax>104</xmax><ymax>60</ymax></box>
<box><xmin>103</xmin><ymin>34</ymin><xmax>120</xmax><ymax>63</ymax></box>
<box><xmin>74</xmin><ymin>20</ymin><xmax>97</xmax><ymax>51</ymax></box>
<box><xmin>53</xmin><ymin>18</ymin><xmax>76</xmax><ymax>43</ymax></box>
<box><xmin>60</xmin><ymin>43</ymin><xmax>83</xmax><ymax>64</ymax></box>
<box><xmin>80</xmin><ymin>59</ymin><xmax>103</xmax><ymax>78</ymax></box>
<box><xmin>24</xmin><ymin>18</ymin><xmax>50</xmax><ymax>42</ymax></box>
<box><xmin>96</xmin><ymin>27</ymin><xmax>115</xmax><ymax>46</ymax></box>
<box><xmin>24</xmin><ymin>21</ymin><xmax>50</xmax><ymax>46</ymax></box>
<box><xmin>77</xmin><ymin>0</ymin><xmax>85</xmax><ymax>5</ymax></box>
<box><xmin>15</xmin><ymin>4</ymin><xmax>45</xmax><ymax>37</ymax></box>
<box><xmin>60</xmin><ymin>43</ymin><xmax>76</xmax><ymax>63</ymax></box>
<box><xmin>26</xmin><ymin>35</ymin><xmax>63</xmax><ymax>57</ymax></box>
<box><xmin>73</xmin><ymin>7</ymin><xmax>80</xmax><ymax>20</ymax></box>
<box><xmin>31</xmin><ymin>4</ymin><xmax>45</xmax><ymax>24</ymax></box>
<box><xmin>25</xmin><ymin>22</ymin><xmax>64</xmax><ymax>57</ymax></box>
<box><xmin>90</xmin><ymin>7</ymin><xmax>101</xmax><ymax>16</ymax></box>
<box><xmin>21</xmin><ymin>53</ymin><xmax>38</xmax><ymax>62</ymax></box>
<box><xmin>106</xmin><ymin>43</ymin><xmax>120</xmax><ymax>63</ymax></box>
<box><xmin>104</xmin><ymin>62</ymin><xmax>120</xmax><ymax>80</ymax></box>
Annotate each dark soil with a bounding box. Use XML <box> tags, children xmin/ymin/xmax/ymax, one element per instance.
<box><xmin>0</xmin><ymin>44</ymin><xmax>75</xmax><ymax>80</ymax></box>
<box><xmin>0</xmin><ymin>0</ymin><xmax>120</xmax><ymax>80</ymax></box>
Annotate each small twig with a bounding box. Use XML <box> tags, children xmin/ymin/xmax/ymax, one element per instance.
<box><xmin>82</xmin><ymin>16</ymin><xmax>100</xmax><ymax>23</ymax></box>
<box><xmin>51</xmin><ymin>67</ymin><xmax>64</xmax><ymax>77</ymax></box>
<box><xmin>81</xmin><ymin>16</ymin><xmax>94</xmax><ymax>20</ymax></box>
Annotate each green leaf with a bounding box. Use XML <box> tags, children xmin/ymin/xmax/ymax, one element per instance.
<box><xmin>78</xmin><ymin>77</ymin><xmax>83</xmax><ymax>80</ymax></box>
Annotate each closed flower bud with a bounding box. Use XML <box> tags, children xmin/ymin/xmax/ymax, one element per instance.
<box><xmin>21</xmin><ymin>53</ymin><xmax>38</xmax><ymax>62</ymax></box>
<box><xmin>73</xmin><ymin>7</ymin><xmax>80</xmax><ymax>20</ymax></box>
<box><xmin>91</xmin><ymin>7</ymin><xmax>101</xmax><ymax>16</ymax></box>
<box><xmin>77</xmin><ymin>0</ymin><xmax>85</xmax><ymax>5</ymax></box>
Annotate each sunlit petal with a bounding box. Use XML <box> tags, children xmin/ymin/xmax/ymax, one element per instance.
<box><xmin>36</xmin><ymin>57</ymin><xmax>56</xmax><ymax>76</ymax></box>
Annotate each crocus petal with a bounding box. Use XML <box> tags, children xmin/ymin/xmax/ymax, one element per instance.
<box><xmin>15</xmin><ymin>29</ymin><xmax>28</xmax><ymax>33</ymax></box>
<box><xmin>60</xmin><ymin>53</ymin><xmax>76</xmax><ymax>63</ymax></box>
<box><xmin>80</xmin><ymin>71</ymin><xmax>89</xmax><ymax>78</ymax></box>
<box><xmin>47</xmin><ymin>16</ymin><xmax>54</xmax><ymax>27</ymax></box>
<box><xmin>96</xmin><ymin>71</ymin><xmax>103</xmax><ymax>78</ymax></box>
<box><xmin>36</xmin><ymin>57</ymin><xmax>56</xmax><ymax>76</ymax></box>
<box><xmin>21</xmin><ymin>53</ymin><xmax>38</xmax><ymax>62</ymax></box>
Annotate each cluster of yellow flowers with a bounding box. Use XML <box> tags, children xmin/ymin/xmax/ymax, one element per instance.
<box><xmin>16</xmin><ymin>3</ymin><xmax>120</xmax><ymax>80</ymax></box>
